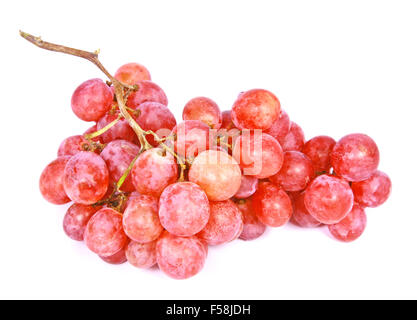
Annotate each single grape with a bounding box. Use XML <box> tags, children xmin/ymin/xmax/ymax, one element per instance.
<box><xmin>123</xmin><ymin>194</ymin><xmax>163</xmax><ymax>243</ymax></box>
<box><xmin>302</xmin><ymin>135</ymin><xmax>336</xmax><ymax>173</ymax></box>
<box><xmin>231</xmin><ymin>89</ymin><xmax>280</xmax><ymax>130</ymax></box>
<box><xmin>39</xmin><ymin>156</ymin><xmax>71</xmax><ymax>205</ymax></box>
<box><xmin>290</xmin><ymin>192</ymin><xmax>321</xmax><ymax>228</ymax></box>
<box><xmin>328</xmin><ymin>204</ymin><xmax>367</xmax><ymax>242</ymax></box>
<box><xmin>127</xmin><ymin>80</ymin><xmax>168</xmax><ymax>108</ymax></box>
<box><xmin>351</xmin><ymin>170</ymin><xmax>391</xmax><ymax>207</ymax></box>
<box><xmin>156</xmin><ymin>231</ymin><xmax>207</xmax><ymax>279</ymax></box>
<box><xmin>234</xmin><ymin>175</ymin><xmax>258</xmax><ymax>199</ymax></box>
<box><xmin>182</xmin><ymin>97</ymin><xmax>222</xmax><ymax>129</ymax></box>
<box><xmin>304</xmin><ymin>175</ymin><xmax>354</xmax><ymax>224</ymax></box>
<box><xmin>135</xmin><ymin>101</ymin><xmax>176</xmax><ymax>146</ymax></box>
<box><xmin>252</xmin><ymin>181</ymin><xmax>293</xmax><ymax>227</ymax></box>
<box><xmin>279</xmin><ymin>122</ymin><xmax>305</xmax><ymax>151</ymax></box>
<box><xmin>71</xmin><ymin>78</ymin><xmax>113</xmax><ymax>122</ymax></box>
<box><xmin>84</xmin><ymin>207</ymin><xmax>128</xmax><ymax>257</ymax></box>
<box><xmin>114</xmin><ymin>62</ymin><xmax>151</xmax><ymax>85</ymax></box>
<box><xmin>97</xmin><ymin>112</ymin><xmax>136</xmax><ymax>143</ymax></box>
<box><xmin>126</xmin><ymin>240</ymin><xmax>157</xmax><ymax>269</ymax></box>
<box><xmin>58</xmin><ymin>135</ymin><xmax>90</xmax><ymax>157</ymax></box>
<box><xmin>235</xmin><ymin>198</ymin><xmax>266</xmax><ymax>241</ymax></box>
<box><xmin>63</xmin><ymin>151</ymin><xmax>109</xmax><ymax>205</ymax></box>
<box><xmin>233</xmin><ymin>132</ymin><xmax>284</xmax><ymax>179</ymax></box>
<box><xmin>172</xmin><ymin>120</ymin><xmax>212</xmax><ymax>159</ymax></box>
<box><xmin>269</xmin><ymin>151</ymin><xmax>314</xmax><ymax>192</ymax></box>
<box><xmin>331</xmin><ymin>133</ymin><xmax>380</xmax><ymax>182</ymax></box>
<box><xmin>100</xmin><ymin>140</ymin><xmax>140</xmax><ymax>192</ymax></box>
<box><xmin>188</xmin><ymin>150</ymin><xmax>242</xmax><ymax>201</ymax></box>
<box><xmin>63</xmin><ymin>203</ymin><xmax>101</xmax><ymax>241</ymax></box>
<box><xmin>197</xmin><ymin>200</ymin><xmax>243</xmax><ymax>245</ymax></box>
<box><xmin>99</xmin><ymin>242</ymin><xmax>128</xmax><ymax>265</ymax></box>
<box><xmin>131</xmin><ymin>148</ymin><xmax>178</xmax><ymax>197</ymax></box>
<box><xmin>159</xmin><ymin>182</ymin><xmax>210</xmax><ymax>237</ymax></box>
<box><xmin>264</xmin><ymin>110</ymin><xmax>290</xmax><ymax>142</ymax></box>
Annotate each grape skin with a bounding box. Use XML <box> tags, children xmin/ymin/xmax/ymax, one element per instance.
<box><xmin>234</xmin><ymin>175</ymin><xmax>259</xmax><ymax>199</ymax></box>
<box><xmin>351</xmin><ymin>170</ymin><xmax>391</xmax><ymax>208</ymax></box>
<box><xmin>63</xmin><ymin>203</ymin><xmax>101</xmax><ymax>241</ymax></box>
<box><xmin>58</xmin><ymin>135</ymin><xmax>89</xmax><ymax>157</ymax></box>
<box><xmin>172</xmin><ymin>120</ymin><xmax>212</xmax><ymax>159</ymax></box>
<box><xmin>159</xmin><ymin>182</ymin><xmax>210</xmax><ymax>237</ymax></box>
<box><xmin>264</xmin><ymin>110</ymin><xmax>290</xmax><ymax>142</ymax></box>
<box><xmin>302</xmin><ymin>135</ymin><xmax>336</xmax><ymax>173</ymax></box>
<box><xmin>126</xmin><ymin>240</ymin><xmax>157</xmax><ymax>269</ymax></box>
<box><xmin>290</xmin><ymin>192</ymin><xmax>321</xmax><ymax>228</ymax></box>
<box><xmin>39</xmin><ymin>156</ymin><xmax>71</xmax><ymax>205</ymax></box>
<box><xmin>127</xmin><ymin>80</ymin><xmax>168</xmax><ymax>108</ymax></box>
<box><xmin>328</xmin><ymin>204</ymin><xmax>367</xmax><ymax>242</ymax></box>
<box><xmin>114</xmin><ymin>62</ymin><xmax>151</xmax><ymax>85</ymax></box>
<box><xmin>63</xmin><ymin>151</ymin><xmax>109</xmax><ymax>205</ymax></box>
<box><xmin>235</xmin><ymin>198</ymin><xmax>266</xmax><ymax>241</ymax></box>
<box><xmin>97</xmin><ymin>112</ymin><xmax>137</xmax><ymax>143</ymax></box>
<box><xmin>100</xmin><ymin>242</ymin><xmax>128</xmax><ymax>265</ymax></box>
<box><xmin>280</xmin><ymin>122</ymin><xmax>305</xmax><ymax>152</ymax></box>
<box><xmin>182</xmin><ymin>97</ymin><xmax>222</xmax><ymax>129</ymax></box>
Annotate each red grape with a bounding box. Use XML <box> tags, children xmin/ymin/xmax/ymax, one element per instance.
<box><xmin>135</xmin><ymin>101</ymin><xmax>176</xmax><ymax>146</ymax></box>
<box><xmin>58</xmin><ymin>135</ymin><xmax>89</xmax><ymax>157</ymax></box>
<box><xmin>188</xmin><ymin>150</ymin><xmax>242</xmax><ymax>201</ymax></box>
<box><xmin>100</xmin><ymin>140</ymin><xmax>140</xmax><ymax>192</ymax></box>
<box><xmin>235</xmin><ymin>198</ymin><xmax>266</xmax><ymax>241</ymax></box>
<box><xmin>156</xmin><ymin>231</ymin><xmax>207</xmax><ymax>279</ymax></box>
<box><xmin>198</xmin><ymin>200</ymin><xmax>243</xmax><ymax>245</ymax></box>
<box><xmin>97</xmin><ymin>112</ymin><xmax>136</xmax><ymax>143</ymax></box>
<box><xmin>234</xmin><ymin>175</ymin><xmax>258</xmax><ymax>199</ymax></box>
<box><xmin>84</xmin><ymin>207</ymin><xmax>128</xmax><ymax>257</ymax></box>
<box><xmin>159</xmin><ymin>182</ymin><xmax>210</xmax><ymax>237</ymax></box>
<box><xmin>290</xmin><ymin>192</ymin><xmax>321</xmax><ymax>228</ymax></box>
<box><xmin>63</xmin><ymin>151</ymin><xmax>109</xmax><ymax>205</ymax></box>
<box><xmin>131</xmin><ymin>148</ymin><xmax>178</xmax><ymax>197</ymax></box>
<box><xmin>328</xmin><ymin>204</ymin><xmax>367</xmax><ymax>242</ymax></box>
<box><xmin>127</xmin><ymin>80</ymin><xmax>168</xmax><ymax>108</ymax></box>
<box><xmin>331</xmin><ymin>133</ymin><xmax>380</xmax><ymax>182</ymax></box>
<box><xmin>264</xmin><ymin>110</ymin><xmax>290</xmax><ymax>142</ymax></box>
<box><xmin>269</xmin><ymin>151</ymin><xmax>314</xmax><ymax>192</ymax></box>
<box><xmin>279</xmin><ymin>122</ymin><xmax>305</xmax><ymax>151</ymax></box>
<box><xmin>99</xmin><ymin>243</ymin><xmax>128</xmax><ymax>264</ymax></box>
<box><xmin>123</xmin><ymin>194</ymin><xmax>163</xmax><ymax>243</ymax></box>
<box><xmin>302</xmin><ymin>135</ymin><xmax>336</xmax><ymax>173</ymax></box>
<box><xmin>252</xmin><ymin>181</ymin><xmax>293</xmax><ymax>227</ymax></box>
<box><xmin>351</xmin><ymin>170</ymin><xmax>391</xmax><ymax>208</ymax></box>
<box><xmin>63</xmin><ymin>203</ymin><xmax>101</xmax><ymax>241</ymax></box>
<box><xmin>126</xmin><ymin>240</ymin><xmax>157</xmax><ymax>269</ymax></box>
<box><xmin>39</xmin><ymin>156</ymin><xmax>71</xmax><ymax>205</ymax></box>
<box><xmin>71</xmin><ymin>78</ymin><xmax>113</xmax><ymax>122</ymax></box>
<box><xmin>304</xmin><ymin>175</ymin><xmax>354</xmax><ymax>224</ymax></box>
<box><xmin>182</xmin><ymin>97</ymin><xmax>222</xmax><ymax>129</ymax></box>
<box><xmin>220</xmin><ymin>110</ymin><xmax>236</xmax><ymax>130</ymax></box>
<box><xmin>231</xmin><ymin>89</ymin><xmax>280</xmax><ymax>130</ymax></box>
<box><xmin>114</xmin><ymin>62</ymin><xmax>151</xmax><ymax>85</ymax></box>
<box><xmin>172</xmin><ymin>120</ymin><xmax>212</xmax><ymax>158</ymax></box>
<box><xmin>233</xmin><ymin>132</ymin><xmax>284</xmax><ymax>179</ymax></box>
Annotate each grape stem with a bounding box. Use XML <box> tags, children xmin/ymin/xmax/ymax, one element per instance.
<box><xmin>84</xmin><ymin>114</ymin><xmax>122</xmax><ymax>140</ymax></box>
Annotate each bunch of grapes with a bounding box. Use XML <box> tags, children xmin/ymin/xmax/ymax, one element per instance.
<box><xmin>33</xmin><ymin>37</ymin><xmax>391</xmax><ymax>280</ymax></box>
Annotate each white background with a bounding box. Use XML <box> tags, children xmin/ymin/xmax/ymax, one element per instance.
<box><xmin>1</xmin><ymin>0</ymin><xmax>416</xmax><ymax>299</ymax></box>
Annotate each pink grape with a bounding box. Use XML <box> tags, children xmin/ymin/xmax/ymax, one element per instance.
<box><xmin>233</xmin><ymin>132</ymin><xmax>284</xmax><ymax>179</ymax></box>
<box><xmin>279</xmin><ymin>122</ymin><xmax>305</xmax><ymax>151</ymax></box>
<box><xmin>252</xmin><ymin>181</ymin><xmax>293</xmax><ymax>227</ymax></box>
<box><xmin>63</xmin><ymin>151</ymin><xmax>109</xmax><ymax>205</ymax></box>
<box><xmin>63</xmin><ymin>203</ymin><xmax>101</xmax><ymax>241</ymax></box>
<box><xmin>100</xmin><ymin>140</ymin><xmax>140</xmax><ymax>192</ymax></box>
<box><xmin>290</xmin><ymin>192</ymin><xmax>321</xmax><ymax>228</ymax></box>
<box><xmin>172</xmin><ymin>120</ymin><xmax>212</xmax><ymax>158</ymax></box>
<box><xmin>235</xmin><ymin>198</ymin><xmax>266</xmax><ymax>241</ymax></box>
<box><xmin>182</xmin><ymin>97</ymin><xmax>222</xmax><ymax>129</ymax></box>
<box><xmin>84</xmin><ymin>207</ymin><xmax>128</xmax><ymax>257</ymax></box>
<box><xmin>231</xmin><ymin>89</ymin><xmax>280</xmax><ymax>130</ymax></box>
<box><xmin>328</xmin><ymin>204</ymin><xmax>367</xmax><ymax>242</ymax></box>
<box><xmin>264</xmin><ymin>110</ymin><xmax>291</xmax><ymax>142</ymax></box>
<box><xmin>302</xmin><ymin>135</ymin><xmax>336</xmax><ymax>173</ymax></box>
<box><xmin>269</xmin><ymin>151</ymin><xmax>314</xmax><ymax>192</ymax></box>
<box><xmin>131</xmin><ymin>148</ymin><xmax>178</xmax><ymax>197</ymax></box>
<box><xmin>58</xmin><ymin>135</ymin><xmax>90</xmax><ymax>157</ymax></box>
<box><xmin>114</xmin><ymin>62</ymin><xmax>151</xmax><ymax>85</ymax></box>
<box><xmin>304</xmin><ymin>175</ymin><xmax>354</xmax><ymax>224</ymax></box>
<box><xmin>135</xmin><ymin>101</ymin><xmax>177</xmax><ymax>146</ymax></box>
<box><xmin>39</xmin><ymin>156</ymin><xmax>71</xmax><ymax>205</ymax></box>
<box><xmin>127</xmin><ymin>80</ymin><xmax>168</xmax><ymax>108</ymax></box>
<box><xmin>331</xmin><ymin>133</ymin><xmax>380</xmax><ymax>182</ymax></box>
<box><xmin>126</xmin><ymin>240</ymin><xmax>157</xmax><ymax>269</ymax></box>
<box><xmin>198</xmin><ymin>200</ymin><xmax>243</xmax><ymax>246</ymax></box>
<box><xmin>156</xmin><ymin>231</ymin><xmax>207</xmax><ymax>279</ymax></box>
<box><xmin>234</xmin><ymin>175</ymin><xmax>259</xmax><ymax>199</ymax></box>
<box><xmin>159</xmin><ymin>182</ymin><xmax>210</xmax><ymax>237</ymax></box>
<box><xmin>100</xmin><ymin>243</ymin><xmax>128</xmax><ymax>265</ymax></box>
<box><xmin>123</xmin><ymin>194</ymin><xmax>163</xmax><ymax>243</ymax></box>
<box><xmin>351</xmin><ymin>170</ymin><xmax>391</xmax><ymax>208</ymax></box>
<box><xmin>71</xmin><ymin>78</ymin><xmax>113</xmax><ymax>122</ymax></box>
<box><xmin>97</xmin><ymin>112</ymin><xmax>136</xmax><ymax>143</ymax></box>
<box><xmin>188</xmin><ymin>150</ymin><xmax>242</xmax><ymax>201</ymax></box>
